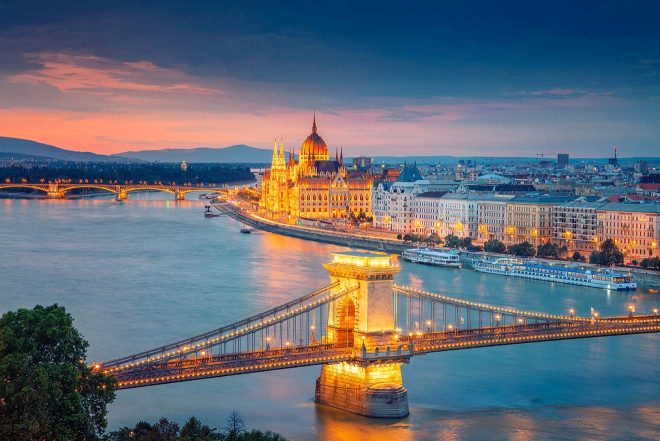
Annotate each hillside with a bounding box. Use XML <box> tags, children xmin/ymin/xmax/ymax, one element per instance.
<box><xmin>0</xmin><ymin>137</ymin><xmax>136</xmax><ymax>163</ymax></box>
<box><xmin>114</xmin><ymin>145</ymin><xmax>275</xmax><ymax>163</ymax></box>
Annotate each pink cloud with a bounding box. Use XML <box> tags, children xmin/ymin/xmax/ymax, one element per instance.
<box><xmin>8</xmin><ymin>52</ymin><xmax>220</xmax><ymax>95</ymax></box>
<box><xmin>0</xmin><ymin>53</ymin><xmax>634</xmax><ymax>157</ymax></box>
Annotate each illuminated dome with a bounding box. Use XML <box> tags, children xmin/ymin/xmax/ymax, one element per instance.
<box><xmin>300</xmin><ymin>114</ymin><xmax>329</xmax><ymax>162</ymax></box>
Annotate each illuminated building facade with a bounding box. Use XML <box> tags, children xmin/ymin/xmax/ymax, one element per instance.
<box><xmin>259</xmin><ymin>115</ymin><xmax>373</xmax><ymax>219</ymax></box>
<box><xmin>504</xmin><ymin>196</ymin><xmax>570</xmax><ymax>246</ymax></box>
<box><xmin>596</xmin><ymin>203</ymin><xmax>659</xmax><ymax>261</ymax></box>
<box><xmin>552</xmin><ymin>199</ymin><xmax>603</xmax><ymax>253</ymax></box>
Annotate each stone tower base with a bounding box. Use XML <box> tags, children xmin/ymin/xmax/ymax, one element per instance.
<box><xmin>315</xmin><ymin>362</ymin><xmax>409</xmax><ymax>418</ymax></box>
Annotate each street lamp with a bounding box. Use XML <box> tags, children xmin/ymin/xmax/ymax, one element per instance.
<box><xmin>569</xmin><ymin>308</ymin><xmax>575</xmax><ymax>317</ymax></box>
<box><xmin>628</xmin><ymin>305</ymin><xmax>635</xmax><ymax>317</ymax></box>
<box><xmin>495</xmin><ymin>314</ymin><xmax>501</xmax><ymax>326</ymax></box>
<box><xmin>426</xmin><ymin>320</ymin><xmax>432</xmax><ymax>332</ymax></box>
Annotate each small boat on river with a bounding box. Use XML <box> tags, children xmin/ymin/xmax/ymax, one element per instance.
<box><xmin>402</xmin><ymin>248</ymin><xmax>462</xmax><ymax>268</ymax></box>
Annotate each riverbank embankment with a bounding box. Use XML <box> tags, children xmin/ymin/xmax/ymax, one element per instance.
<box><xmin>216</xmin><ymin>202</ymin><xmax>660</xmax><ymax>289</ymax></box>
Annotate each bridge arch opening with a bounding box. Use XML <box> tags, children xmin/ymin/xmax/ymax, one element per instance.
<box><xmin>335</xmin><ymin>296</ymin><xmax>356</xmax><ymax>346</ymax></box>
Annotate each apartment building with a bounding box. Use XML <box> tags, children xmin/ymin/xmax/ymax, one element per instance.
<box><xmin>596</xmin><ymin>203</ymin><xmax>660</xmax><ymax>261</ymax></box>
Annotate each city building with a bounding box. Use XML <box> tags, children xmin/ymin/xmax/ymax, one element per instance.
<box><xmin>504</xmin><ymin>196</ymin><xmax>571</xmax><ymax>246</ymax></box>
<box><xmin>552</xmin><ymin>199</ymin><xmax>605</xmax><ymax>253</ymax></box>
<box><xmin>557</xmin><ymin>153</ymin><xmax>569</xmax><ymax>168</ymax></box>
<box><xmin>180</xmin><ymin>160</ymin><xmax>187</xmax><ymax>171</ymax></box>
<box><xmin>372</xmin><ymin>164</ymin><xmax>428</xmax><ymax>233</ymax></box>
<box><xmin>477</xmin><ymin>195</ymin><xmax>515</xmax><ymax>243</ymax></box>
<box><xmin>596</xmin><ymin>203</ymin><xmax>659</xmax><ymax>261</ymax></box>
<box><xmin>259</xmin><ymin>115</ymin><xmax>373</xmax><ymax>220</ymax></box>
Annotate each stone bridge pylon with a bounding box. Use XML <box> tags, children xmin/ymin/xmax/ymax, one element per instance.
<box><xmin>316</xmin><ymin>252</ymin><xmax>409</xmax><ymax>417</ymax></box>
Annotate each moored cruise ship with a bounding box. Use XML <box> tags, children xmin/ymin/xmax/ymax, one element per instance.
<box><xmin>402</xmin><ymin>248</ymin><xmax>462</xmax><ymax>268</ymax></box>
<box><xmin>473</xmin><ymin>257</ymin><xmax>636</xmax><ymax>290</ymax></box>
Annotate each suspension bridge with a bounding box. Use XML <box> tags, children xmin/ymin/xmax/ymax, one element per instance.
<box><xmin>95</xmin><ymin>252</ymin><xmax>660</xmax><ymax>417</ymax></box>
<box><xmin>0</xmin><ymin>182</ymin><xmax>228</xmax><ymax>200</ymax></box>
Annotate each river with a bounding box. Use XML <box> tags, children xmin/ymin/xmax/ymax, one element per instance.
<box><xmin>1</xmin><ymin>194</ymin><xmax>659</xmax><ymax>440</ymax></box>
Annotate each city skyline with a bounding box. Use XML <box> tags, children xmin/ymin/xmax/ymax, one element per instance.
<box><xmin>1</xmin><ymin>1</ymin><xmax>660</xmax><ymax>157</ymax></box>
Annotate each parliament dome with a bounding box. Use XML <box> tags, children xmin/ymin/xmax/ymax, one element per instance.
<box><xmin>300</xmin><ymin>114</ymin><xmax>329</xmax><ymax>161</ymax></box>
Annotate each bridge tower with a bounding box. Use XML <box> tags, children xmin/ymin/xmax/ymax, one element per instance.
<box><xmin>315</xmin><ymin>252</ymin><xmax>409</xmax><ymax>418</ymax></box>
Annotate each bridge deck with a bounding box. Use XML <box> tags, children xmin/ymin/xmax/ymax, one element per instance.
<box><xmin>109</xmin><ymin>315</ymin><xmax>660</xmax><ymax>389</ymax></box>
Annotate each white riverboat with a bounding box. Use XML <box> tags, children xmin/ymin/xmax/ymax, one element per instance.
<box><xmin>402</xmin><ymin>248</ymin><xmax>462</xmax><ymax>268</ymax></box>
<box><xmin>473</xmin><ymin>257</ymin><xmax>636</xmax><ymax>290</ymax></box>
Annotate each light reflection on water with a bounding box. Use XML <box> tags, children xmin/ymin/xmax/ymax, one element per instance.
<box><xmin>1</xmin><ymin>195</ymin><xmax>659</xmax><ymax>441</ymax></box>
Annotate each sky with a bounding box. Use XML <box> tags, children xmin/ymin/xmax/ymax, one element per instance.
<box><xmin>0</xmin><ymin>0</ymin><xmax>659</xmax><ymax>157</ymax></box>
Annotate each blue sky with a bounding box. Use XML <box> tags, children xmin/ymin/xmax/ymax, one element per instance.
<box><xmin>0</xmin><ymin>0</ymin><xmax>659</xmax><ymax>156</ymax></box>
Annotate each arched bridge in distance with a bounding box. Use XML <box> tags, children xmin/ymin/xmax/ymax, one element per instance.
<box><xmin>95</xmin><ymin>252</ymin><xmax>660</xmax><ymax>418</ymax></box>
<box><xmin>0</xmin><ymin>182</ymin><xmax>230</xmax><ymax>200</ymax></box>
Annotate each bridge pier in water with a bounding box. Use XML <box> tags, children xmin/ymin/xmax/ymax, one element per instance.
<box><xmin>116</xmin><ymin>188</ymin><xmax>127</xmax><ymax>201</ymax></box>
<box><xmin>316</xmin><ymin>252</ymin><xmax>409</xmax><ymax>418</ymax></box>
<box><xmin>46</xmin><ymin>183</ymin><xmax>64</xmax><ymax>198</ymax></box>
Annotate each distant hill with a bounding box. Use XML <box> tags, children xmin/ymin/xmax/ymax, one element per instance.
<box><xmin>0</xmin><ymin>137</ymin><xmax>136</xmax><ymax>163</ymax></box>
<box><xmin>114</xmin><ymin>145</ymin><xmax>276</xmax><ymax>163</ymax></box>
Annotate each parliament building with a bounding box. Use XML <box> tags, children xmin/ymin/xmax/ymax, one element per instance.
<box><xmin>259</xmin><ymin>115</ymin><xmax>373</xmax><ymax>220</ymax></box>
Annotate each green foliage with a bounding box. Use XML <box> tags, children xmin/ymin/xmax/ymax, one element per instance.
<box><xmin>507</xmin><ymin>241</ymin><xmax>536</xmax><ymax>257</ymax></box>
<box><xmin>444</xmin><ymin>234</ymin><xmax>461</xmax><ymax>248</ymax></box>
<box><xmin>536</xmin><ymin>243</ymin><xmax>567</xmax><ymax>258</ymax></box>
<box><xmin>107</xmin><ymin>412</ymin><xmax>286</xmax><ymax>441</ymax></box>
<box><xmin>571</xmin><ymin>251</ymin><xmax>586</xmax><ymax>262</ymax></box>
<box><xmin>2</xmin><ymin>162</ymin><xmax>254</xmax><ymax>186</ymax></box>
<box><xmin>348</xmin><ymin>210</ymin><xmax>372</xmax><ymax>224</ymax></box>
<box><xmin>0</xmin><ymin>304</ymin><xmax>116</xmax><ymax>440</ymax></box>
<box><xmin>427</xmin><ymin>232</ymin><xmax>442</xmax><ymax>244</ymax></box>
<box><xmin>237</xmin><ymin>430</ymin><xmax>288</xmax><ymax>441</ymax></box>
<box><xmin>483</xmin><ymin>239</ymin><xmax>506</xmax><ymax>253</ymax></box>
<box><xmin>589</xmin><ymin>239</ymin><xmax>624</xmax><ymax>266</ymax></box>
<box><xmin>640</xmin><ymin>257</ymin><xmax>660</xmax><ymax>269</ymax></box>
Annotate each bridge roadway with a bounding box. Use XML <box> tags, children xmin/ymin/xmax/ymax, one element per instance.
<box><xmin>108</xmin><ymin>314</ymin><xmax>660</xmax><ymax>390</ymax></box>
<box><xmin>0</xmin><ymin>182</ymin><xmax>229</xmax><ymax>200</ymax></box>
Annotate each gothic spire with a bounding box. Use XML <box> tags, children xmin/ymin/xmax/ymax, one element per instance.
<box><xmin>340</xmin><ymin>146</ymin><xmax>344</xmax><ymax>167</ymax></box>
<box><xmin>312</xmin><ymin>110</ymin><xmax>317</xmax><ymax>133</ymax></box>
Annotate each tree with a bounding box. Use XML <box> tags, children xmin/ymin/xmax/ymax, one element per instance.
<box><xmin>223</xmin><ymin>410</ymin><xmax>246</xmax><ymax>441</ymax></box>
<box><xmin>536</xmin><ymin>243</ymin><xmax>567</xmax><ymax>258</ymax></box>
<box><xmin>444</xmin><ymin>234</ymin><xmax>461</xmax><ymax>248</ymax></box>
<box><xmin>459</xmin><ymin>237</ymin><xmax>472</xmax><ymax>248</ymax></box>
<box><xmin>508</xmin><ymin>242</ymin><xmax>536</xmax><ymax>257</ymax></box>
<box><xmin>238</xmin><ymin>430</ymin><xmax>288</xmax><ymax>441</ymax></box>
<box><xmin>589</xmin><ymin>239</ymin><xmax>624</xmax><ymax>266</ymax></box>
<box><xmin>180</xmin><ymin>416</ymin><xmax>222</xmax><ymax>441</ymax></box>
<box><xmin>152</xmin><ymin>418</ymin><xmax>180</xmax><ymax>441</ymax></box>
<box><xmin>640</xmin><ymin>257</ymin><xmax>660</xmax><ymax>270</ymax></box>
<box><xmin>571</xmin><ymin>251</ymin><xmax>585</xmax><ymax>262</ymax></box>
<box><xmin>484</xmin><ymin>239</ymin><xmax>506</xmax><ymax>254</ymax></box>
<box><xmin>428</xmin><ymin>232</ymin><xmax>442</xmax><ymax>245</ymax></box>
<box><xmin>0</xmin><ymin>304</ymin><xmax>115</xmax><ymax>440</ymax></box>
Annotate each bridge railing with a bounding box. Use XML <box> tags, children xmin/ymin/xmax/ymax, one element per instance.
<box><xmin>100</xmin><ymin>282</ymin><xmax>360</xmax><ymax>374</ymax></box>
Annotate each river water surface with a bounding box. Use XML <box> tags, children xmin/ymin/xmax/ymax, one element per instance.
<box><xmin>1</xmin><ymin>195</ymin><xmax>659</xmax><ymax>440</ymax></box>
